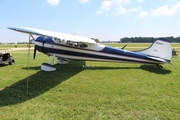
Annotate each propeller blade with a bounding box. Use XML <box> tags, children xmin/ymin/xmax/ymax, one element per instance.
<box><xmin>33</xmin><ymin>46</ymin><xmax>36</xmax><ymax>59</ymax></box>
<box><xmin>42</xmin><ymin>41</ymin><xmax>45</xmax><ymax>53</ymax></box>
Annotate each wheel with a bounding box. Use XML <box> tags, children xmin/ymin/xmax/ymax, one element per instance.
<box><xmin>9</xmin><ymin>59</ymin><xmax>15</xmax><ymax>65</ymax></box>
<box><xmin>156</xmin><ymin>64</ymin><xmax>163</xmax><ymax>69</ymax></box>
<box><xmin>158</xmin><ymin>65</ymin><xmax>163</xmax><ymax>69</ymax></box>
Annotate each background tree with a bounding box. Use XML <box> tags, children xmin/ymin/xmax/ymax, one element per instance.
<box><xmin>120</xmin><ymin>37</ymin><xmax>180</xmax><ymax>43</ymax></box>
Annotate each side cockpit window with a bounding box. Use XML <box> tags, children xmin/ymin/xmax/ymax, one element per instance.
<box><xmin>79</xmin><ymin>42</ymin><xmax>88</xmax><ymax>47</ymax></box>
<box><xmin>53</xmin><ymin>38</ymin><xmax>67</xmax><ymax>44</ymax></box>
<box><xmin>66</xmin><ymin>40</ymin><xmax>88</xmax><ymax>48</ymax></box>
<box><xmin>52</xmin><ymin>38</ymin><xmax>88</xmax><ymax>48</ymax></box>
<box><xmin>53</xmin><ymin>38</ymin><xmax>61</xmax><ymax>43</ymax></box>
<box><xmin>66</xmin><ymin>40</ymin><xmax>73</xmax><ymax>46</ymax></box>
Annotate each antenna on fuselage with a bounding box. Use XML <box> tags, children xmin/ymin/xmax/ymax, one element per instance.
<box><xmin>72</xmin><ymin>31</ymin><xmax>81</xmax><ymax>35</ymax></box>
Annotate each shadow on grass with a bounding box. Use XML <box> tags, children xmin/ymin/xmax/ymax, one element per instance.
<box><xmin>0</xmin><ymin>60</ymin><xmax>85</xmax><ymax>107</ymax></box>
<box><xmin>0</xmin><ymin>64</ymin><xmax>8</xmax><ymax>67</ymax></box>
<box><xmin>85</xmin><ymin>65</ymin><xmax>172</xmax><ymax>74</ymax></box>
<box><xmin>85</xmin><ymin>64</ymin><xmax>172</xmax><ymax>75</ymax></box>
<box><xmin>0</xmin><ymin>61</ymin><xmax>171</xmax><ymax>107</ymax></box>
<box><xmin>87</xmin><ymin>66</ymin><xmax>140</xmax><ymax>70</ymax></box>
<box><xmin>140</xmin><ymin>64</ymin><xmax>172</xmax><ymax>74</ymax></box>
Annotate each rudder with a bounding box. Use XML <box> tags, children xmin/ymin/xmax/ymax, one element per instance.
<box><xmin>136</xmin><ymin>38</ymin><xmax>172</xmax><ymax>61</ymax></box>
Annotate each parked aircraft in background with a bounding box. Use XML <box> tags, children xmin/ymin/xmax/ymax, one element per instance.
<box><xmin>8</xmin><ymin>27</ymin><xmax>172</xmax><ymax>71</ymax></box>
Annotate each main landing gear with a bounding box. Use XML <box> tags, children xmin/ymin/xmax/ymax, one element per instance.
<box><xmin>156</xmin><ymin>64</ymin><xmax>163</xmax><ymax>69</ymax></box>
<box><xmin>41</xmin><ymin>55</ymin><xmax>56</xmax><ymax>72</ymax></box>
<box><xmin>41</xmin><ymin>55</ymin><xmax>69</xmax><ymax>72</ymax></box>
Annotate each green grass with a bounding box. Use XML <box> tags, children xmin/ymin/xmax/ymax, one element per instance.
<box><xmin>0</xmin><ymin>44</ymin><xmax>180</xmax><ymax>119</ymax></box>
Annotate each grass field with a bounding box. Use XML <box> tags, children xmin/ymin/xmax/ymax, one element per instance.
<box><xmin>0</xmin><ymin>44</ymin><xmax>27</xmax><ymax>50</ymax></box>
<box><xmin>0</xmin><ymin>43</ymin><xmax>180</xmax><ymax>119</ymax></box>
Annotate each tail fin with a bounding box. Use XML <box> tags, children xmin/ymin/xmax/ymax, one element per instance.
<box><xmin>136</xmin><ymin>38</ymin><xmax>172</xmax><ymax>62</ymax></box>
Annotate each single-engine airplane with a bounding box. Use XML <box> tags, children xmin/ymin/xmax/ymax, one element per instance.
<box><xmin>8</xmin><ymin>27</ymin><xmax>172</xmax><ymax>71</ymax></box>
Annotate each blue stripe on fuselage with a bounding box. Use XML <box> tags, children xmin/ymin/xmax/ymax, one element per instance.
<box><xmin>101</xmin><ymin>46</ymin><xmax>146</xmax><ymax>59</ymax></box>
<box><xmin>36</xmin><ymin>45</ymin><xmax>126</xmax><ymax>61</ymax></box>
<box><xmin>35</xmin><ymin>38</ymin><xmax>146</xmax><ymax>60</ymax></box>
<box><xmin>35</xmin><ymin>36</ymin><xmax>146</xmax><ymax>60</ymax></box>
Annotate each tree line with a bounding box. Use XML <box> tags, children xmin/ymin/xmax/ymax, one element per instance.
<box><xmin>120</xmin><ymin>36</ymin><xmax>180</xmax><ymax>43</ymax></box>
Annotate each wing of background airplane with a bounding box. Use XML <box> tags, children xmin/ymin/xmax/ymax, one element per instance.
<box><xmin>7</xmin><ymin>27</ymin><xmax>96</xmax><ymax>44</ymax></box>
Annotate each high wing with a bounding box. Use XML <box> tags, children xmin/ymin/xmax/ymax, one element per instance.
<box><xmin>7</xmin><ymin>27</ymin><xmax>96</xmax><ymax>44</ymax></box>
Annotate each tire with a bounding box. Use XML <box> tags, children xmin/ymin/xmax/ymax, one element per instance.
<box><xmin>9</xmin><ymin>59</ymin><xmax>15</xmax><ymax>65</ymax></box>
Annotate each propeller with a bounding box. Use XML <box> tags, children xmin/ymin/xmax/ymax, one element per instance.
<box><xmin>42</xmin><ymin>40</ymin><xmax>46</xmax><ymax>53</ymax></box>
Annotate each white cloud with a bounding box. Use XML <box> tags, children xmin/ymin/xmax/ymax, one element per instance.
<box><xmin>96</xmin><ymin>0</ymin><xmax>180</xmax><ymax>18</ymax></box>
<box><xmin>114</xmin><ymin>6</ymin><xmax>127</xmax><ymax>15</ymax></box>
<box><xmin>137</xmin><ymin>0</ymin><xmax>144</xmax><ymax>3</ymax></box>
<box><xmin>129</xmin><ymin>7</ymin><xmax>138</xmax><ymax>12</ymax></box>
<box><xmin>78</xmin><ymin>0</ymin><xmax>89</xmax><ymax>4</ymax></box>
<box><xmin>100</xmin><ymin>0</ymin><xmax>112</xmax><ymax>11</ymax></box>
<box><xmin>172</xmin><ymin>1</ymin><xmax>180</xmax><ymax>14</ymax></box>
<box><xmin>96</xmin><ymin>11</ymin><xmax>103</xmax><ymax>15</ymax></box>
<box><xmin>144</xmin><ymin>21</ymin><xmax>153</xmax><ymax>24</ymax></box>
<box><xmin>176</xmin><ymin>20</ymin><xmax>180</xmax><ymax>24</ymax></box>
<box><xmin>150</xmin><ymin>1</ymin><xmax>180</xmax><ymax>17</ymax></box>
<box><xmin>114</xmin><ymin>0</ymin><xmax>130</xmax><ymax>5</ymax></box>
<box><xmin>150</xmin><ymin>5</ymin><xmax>172</xmax><ymax>17</ymax></box>
<box><xmin>46</xmin><ymin>0</ymin><xmax>60</xmax><ymax>6</ymax></box>
<box><xmin>96</xmin><ymin>0</ymin><xmax>131</xmax><ymax>15</ymax></box>
<box><xmin>105</xmin><ymin>14</ymin><xmax>109</xmax><ymax>17</ymax></box>
<box><xmin>129</xmin><ymin>6</ymin><xmax>140</xmax><ymax>12</ymax></box>
<box><xmin>138</xmin><ymin>11</ymin><xmax>149</xmax><ymax>18</ymax></box>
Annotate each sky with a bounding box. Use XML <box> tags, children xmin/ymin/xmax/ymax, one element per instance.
<box><xmin>0</xmin><ymin>0</ymin><xmax>180</xmax><ymax>43</ymax></box>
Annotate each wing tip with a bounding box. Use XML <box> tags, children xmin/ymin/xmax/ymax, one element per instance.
<box><xmin>7</xmin><ymin>27</ymin><xmax>16</xmax><ymax>30</ymax></box>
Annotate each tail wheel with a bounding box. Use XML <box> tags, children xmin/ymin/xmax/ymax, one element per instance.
<box><xmin>156</xmin><ymin>64</ymin><xmax>163</xmax><ymax>69</ymax></box>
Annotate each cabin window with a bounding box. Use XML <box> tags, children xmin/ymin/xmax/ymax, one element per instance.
<box><xmin>57</xmin><ymin>38</ymin><xmax>61</xmax><ymax>43</ymax></box>
<box><xmin>79</xmin><ymin>43</ymin><xmax>88</xmax><ymax>47</ymax></box>
<box><xmin>73</xmin><ymin>42</ymin><xmax>79</xmax><ymax>47</ymax></box>
<box><xmin>66</xmin><ymin>40</ymin><xmax>73</xmax><ymax>45</ymax></box>
<box><xmin>52</xmin><ymin>38</ymin><xmax>88</xmax><ymax>48</ymax></box>
<box><xmin>62</xmin><ymin>39</ymin><xmax>66</xmax><ymax>44</ymax></box>
<box><xmin>66</xmin><ymin>41</ymin><xmax>88</xmax><ymax>48</ymax></box>
<box><xmin>53</xmin><ymin>38</ymin><xmax>62</xmax><ymax>43</ymax></box>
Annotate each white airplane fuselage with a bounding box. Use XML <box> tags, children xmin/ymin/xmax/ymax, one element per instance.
<box><xmin>34</xmin><ymin>36</ymin><xmax>167</xmax><ymax>65</ymax></box>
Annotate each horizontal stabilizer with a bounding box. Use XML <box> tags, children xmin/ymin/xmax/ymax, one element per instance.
<box><xmin>146</xmin><ymin>56</ymin><xmax>166</xmax><ymax>62</ymax></box>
